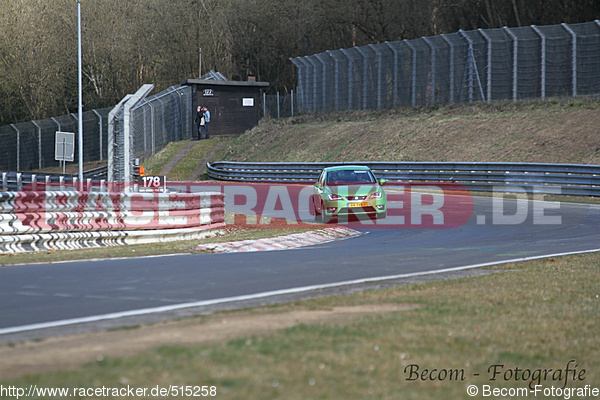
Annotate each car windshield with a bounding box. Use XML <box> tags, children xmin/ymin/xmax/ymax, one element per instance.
<box><xmin>326</xmin><ymin>169</ymin><xmax>376</xmax><ymax>186</ymax></box>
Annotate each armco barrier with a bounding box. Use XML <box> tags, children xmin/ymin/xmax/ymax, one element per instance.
<box><xmin>207</xmin><ymin>161</ymin><xmax>600</xmax><ymax>197</ymax></box>
<box><xmin>0</xmin><ymin>189</ymin><xmax>225</xmax><ymax>253</ymax></box>
<box><xmin>1</xmin><ymin>171</ymin><xmax>100</xmax><ymax>192</ymax></box>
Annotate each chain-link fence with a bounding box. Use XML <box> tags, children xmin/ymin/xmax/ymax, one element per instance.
<box><xmin>263</xmin><ymin>92</ymin><xmax>297</xmax><ymax>119</ymax></box>
<box><xmin>0</xmin><ymin>107</ymin><xmax>111</xmax><ymax>172</ymax></box>
<box><xmin>290</xmin><ymin>21</ymin><xmax>600</xmax><ymax>113</ymax></box>
<box><xmin>108</xmin><ymin>85</ymin><xmax>192</xmax><ymax>182</ymax></box>
<box><xmin>129</xmin><ymin>85</ymin><xmax>193</xmax><ymax>162</ymax></box>
<box><xmin>0</xmin><ymin>84</ymin><xmax>192</xmax><ymax>177</ymax></box>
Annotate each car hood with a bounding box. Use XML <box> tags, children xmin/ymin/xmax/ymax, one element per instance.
<box><xmin>327</xmin><ymin>184</ymin><xmax>381</xmax><ymax>196</ymax></box>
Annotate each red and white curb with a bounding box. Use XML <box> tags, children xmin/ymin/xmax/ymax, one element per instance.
<box><xmin>195</xmin><ymin>226</ymin><xmax>362</xmax><ymax>253</ymax></box>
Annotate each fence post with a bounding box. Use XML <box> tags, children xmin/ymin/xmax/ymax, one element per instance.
<box><xmin>11</xmin><ymin>124</ymin><xmax>20</xmax><ymax>171</ymax></box>
<box><xmin>368</xmin><ymin>44</ymin><xmax>384</xmax><ymax>109</ymax></box>
<box><xmin>32</xmin><ymin>120</ymin><xmax>43</xmax><ymax>170</ymax></box>
<box><xmin>148</xmin><ymin>101</ymin><xmax>156</xmax><ymax>155</ymax></box>
<box><xmin>384</xmin><ymin>42</ymin><xmax>399</xmax><ymax>107</ymax></box>
<box><xmin>503</xmin><ymin>27</ymin><xmax>519</xmax><ymax>102</ymax></box>
<box><xmin>174</xmin><ymin>86</ymin><xmax>186</xmax><ymax>140</ymax></box>
<box><xmin>289</xmin><ymin>57</ymin><xmax>305</xmax><ymax>113</ymax></box>
<box><xmin>561</xmin><ymin>23</ymin><xmax>578</xmax><ymax>97</ymax></box>
<box><xmin>340</xmin><ymin>48</ymin><xmax>354</xmax><ymax>110</ymax></box>
<box><xmin>297</xmin><ymin>57</ymin><xmax>310</xmax><ymax>113</ymax></box>
<box><xmin>277</xmin><ymin>92</ymin><xmax>281</xmax><ymax>119</ymax></box>
<box><xmin>403</xmin><ymin>40</ymin><xmax>418</xmax><ymax>106</ymax></box>
<box><xmin>51</xmin><ymin>117</ymin><xmax>62</xmax><ymax>132</ymax></box>
<box><xmin>327</xmin><ymin>51</ymin><xmax>340</xmax><ymax>111</ymax></box>
<box><xmin>306</xmin><ymin>56</ymin><xmax>318</xmax><ymax>112</ymax></box>
<box><xmin>441</xmin><ymin>34</ymin><xmax>456</xmax><ymax>103</ymax></box>
<box><xmin>355</xmin><ymin>46</ymin><xmax>369</xmax><ymax>110</ymax></box>
<box><xmin>422</xmin><ymin>37</ymin><xmax>437</xmax><ymax>105</ymax></box>
<box><xmin>531</xmin><ymin>25</ymin><xmax>546</xmax><ymax>99</ymax></box>
<box><xmin>315</xmin><ymin>53</ymin><xmax>329</xmax><ymax>112</ymax></box>
<box><xmin>291</xmin><ymin>89</ymin><xmax>294</xmax><ymax>117</ymax></box>
<box><xmin>477</xmin><ymin>29</ymin><xmax>493</xmax><ymax>103</ymax></box>
<box><xmin>92</xmin><ymin>109</ymin><xmax>103</xmax><ymax>161</ymax></box>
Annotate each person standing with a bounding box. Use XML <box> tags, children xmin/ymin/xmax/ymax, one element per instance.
<box><xmin>202</xmin><ymin>106</ymin><xmax>211</xmax><ymax>139</ymax></box>
<box><xmin>195</xmin><ymin>105</ymin><xmax>205</xmax><ymax>140</ymax></box>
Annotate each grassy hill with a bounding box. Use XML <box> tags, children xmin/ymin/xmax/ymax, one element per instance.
<box><xmin>217</xmin><ymin>97</ymin><xmax>600</xmax><ymax>165</ymax></box>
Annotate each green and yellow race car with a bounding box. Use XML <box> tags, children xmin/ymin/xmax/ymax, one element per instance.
<box><xmin>313</xmin><ymin>165</ymin><xmax>387</xmax><ymax>221</ymax></box>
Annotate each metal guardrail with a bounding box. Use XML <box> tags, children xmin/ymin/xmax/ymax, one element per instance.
<box><xmin>1</xmin><ymin>169</ymin><xmax>107</xmax><ymax>192</ymax></box>
<box><xmin>207</xmin><ymin>161</ymin><xmax>600</xmax><ymax>197</ymax></box>
<box><xmin>82</xmin><ymin>165</ymin><xmax>108</xmax><ymax>179</ymax></box>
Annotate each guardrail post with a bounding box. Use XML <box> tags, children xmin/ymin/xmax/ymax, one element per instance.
<box><xmin>2</xmin><ymin>172</ymin><xmax>7</xmax><ymax>191</ymax></box>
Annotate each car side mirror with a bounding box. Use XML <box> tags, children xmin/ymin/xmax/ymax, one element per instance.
<box><xmin>379</xmin><ymin>178</ymin><xmax>387</xmax><ymax>186</ymax></box>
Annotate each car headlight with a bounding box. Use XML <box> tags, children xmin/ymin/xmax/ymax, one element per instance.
<box><xmin>369</xmin><ymin>191</ymin><xmax>383</xmax><ymax>199</ymax></box>
<box><xmin>328</xmin><ymin>193</ymin><xmax>343</xmax><ymax>200</ymax></box>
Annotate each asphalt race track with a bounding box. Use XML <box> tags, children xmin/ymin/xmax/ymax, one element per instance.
<box><xmin>1</xmin><ymin>193</ymin><xmax>599</xmax><ymax>341</ymax></box>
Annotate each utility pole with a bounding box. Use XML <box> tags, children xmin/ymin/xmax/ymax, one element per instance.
<box><xmin>77</xmin><ymin>0</ymin><xmax>83</xmax><ymax>185</ymax></box>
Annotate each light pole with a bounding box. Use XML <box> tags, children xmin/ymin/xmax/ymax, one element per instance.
<box><xmin>77</xmin><ymin>0</ymin><xmax>83</xmax><ymax>185</ymax></box>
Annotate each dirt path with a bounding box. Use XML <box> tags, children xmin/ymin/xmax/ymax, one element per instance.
<box><xmin>0</xmin><ymin>304</ymin><xmax>416</xmax><ymax>378</ymax></box>
<box><xmin>158</xmin><ymin>141</ymin><xmax>198</xmax><ymax>177</ymax></box>
<box><xmin>187</xmin><ymin>139</ymin><xmax>228</xmax><ymax>180</ymax></box>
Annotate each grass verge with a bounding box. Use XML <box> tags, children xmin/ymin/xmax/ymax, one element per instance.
<box><xmin>3</xmin><ymin>251</ymin><xmax>599</xmax><ymax>399</ymax></box>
